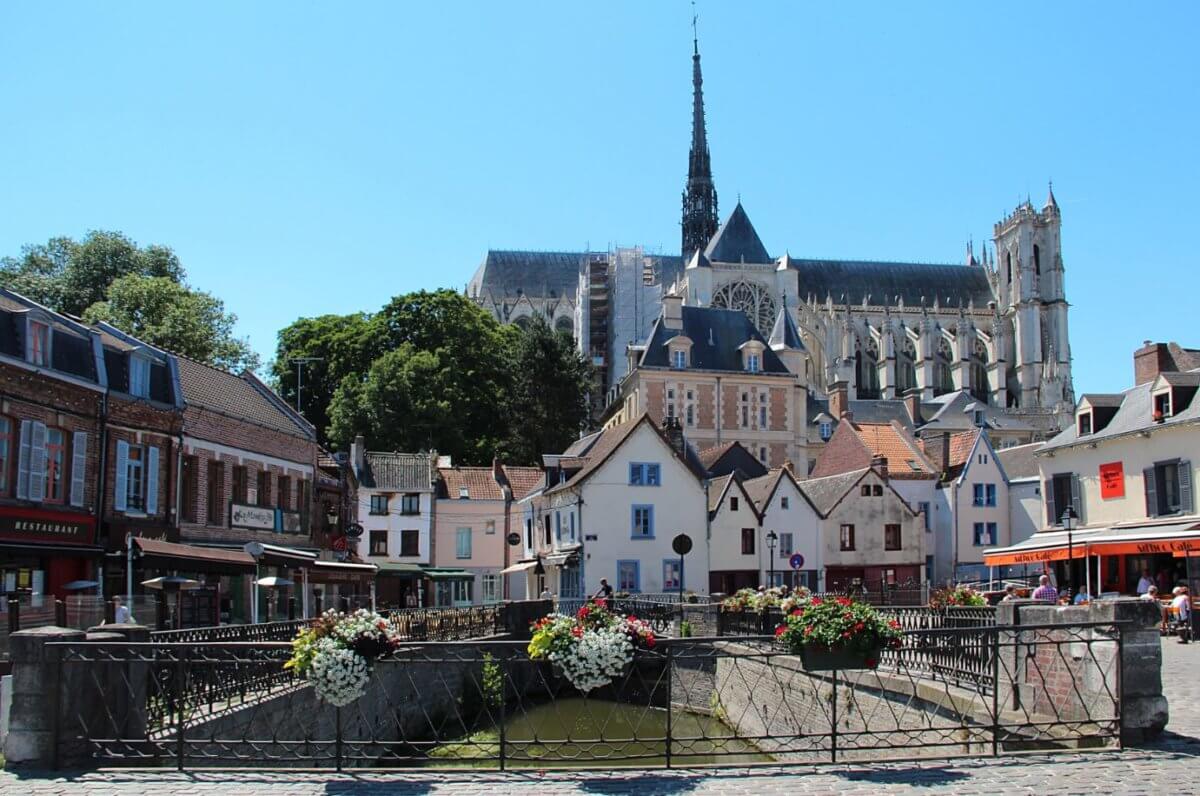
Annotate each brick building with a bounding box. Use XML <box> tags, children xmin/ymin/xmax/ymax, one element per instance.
<box><xmin>0</xmin><ymin>291</ymin><xmax>105</xmax><ymax>602</ymax></box>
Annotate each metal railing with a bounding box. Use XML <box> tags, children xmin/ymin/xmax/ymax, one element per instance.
<box><xmin>49</xmin><ymin>621</ymin><xmax>1123</xmax><ymax>770</ymax></box>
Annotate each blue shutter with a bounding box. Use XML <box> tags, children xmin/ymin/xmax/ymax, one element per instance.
<box><xmin>69</xmin><ymin>432</ymin><xmax>87</xmax><ymax>507</ymax></box>
<box><xmin>16</xmin><ymin>420</ymin><xmax>32</xmax><ymax>500</ymax></box>
<box><xmin>146</xmin><ymin>446</ymin><xmax>159</xmax><ymax>515</ymax></box>
<box><xmin>28</xmin><ymin>422</ymin><xmax>46</xmax><ymax>502</ymax></box>
<box><xmin>114</xmin><ymin>440</ymin><xmax>129</xmax><ymax>512</ymax></box>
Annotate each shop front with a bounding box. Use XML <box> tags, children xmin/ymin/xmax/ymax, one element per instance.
<box><xmin>426</xmin><ymin>568</ymin><xmax>475</xmax><ymax>607</ymax></box>
<box><xmin>984</xmin><ymin>520</ymin><xmax>1200</xmax><ymax>597</ymax></box>
<box><xmin>0</xmin><ymin>506</ymin><xmax>102</xmax><ymax>605</ymax></box>
<box><xmin>129</xmin><ymin>537</ymin><xmax>257</xmax><ymax>627</ymax></box>
<box><xmin>375</xmin><ymin>561</ymin><xmax>426</xmax><ymax>609</ymax></box>
<box><xmin>306</xmin><ymin>559</ymin><xmax>377</xmax><ymax>614</ymax></box>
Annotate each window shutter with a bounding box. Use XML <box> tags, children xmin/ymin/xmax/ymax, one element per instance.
<box><xmin>1044</xmin><ymin>479</ymin><xmax>1057</xmax><ymax>527</ymax></box>
<box><xmin>29</xmin><ymin>422</ymin><xmax>46</xmax><ymax>502</ymax></box>
<box><xmin>1069</xmin><ymin>474</ymin><xmax>1083</xmax><ymax>523</ymax></box>
<box><xmin>69</xmin><ymin>432</ymin><xmax>87</xmax><ymax>507</ymax></box>
<box><xmin>1143</xmin><ymin>467</ymin><xmax>1157</xmax><ymax>518</ymax></box>
<box><xmin>1180</xmin><ymin>460</ymin><xmax>1193</xmax><ymax>515</ymax></box>
<box><xmin>146</xmin><ymin>446</ymin><xmax>160</xmax><ymax>515</ymax></box>
<box><xmin>114</xmin><ymin>440</ymin><xmax>129</xmax><ymax>512</ymax></box>
<box><xmin>17</xmin><ymin>420</ymin><xmax>32</xmax><ymax>500</ymax></box>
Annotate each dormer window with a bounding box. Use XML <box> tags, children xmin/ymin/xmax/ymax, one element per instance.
<box><xmin>671</xmin><ymin>349</ymin><xmax>687</xmax><ymax>369</ymax></box>
<box><xmin>746</xmin><ymin>354</ymin><xmax>761</xmax><ymax>373</ymax></box>
<box><xmin>819</xmin><ymin>421</ymin><xmax>833</xmax><ymax>441</ymax></box>
<box><xmin>26</xmin><ymin>320</ymin><xmax>50</xmax><ymax>367</ymax></box>
<box><xmin>458</xmin><ymin>486</ymin><xmax>469</xmax><ymax>499</ymax></box>
<box><xmin>1078</xmin><ymin>411</ymin><xmax>1093</xmax><ymax>436</ymax></box>
<box><xmin>1154</xmin><ymin>392</ymin><xmax>1171</xmax><ymax>421</ymax></box>
<box><xmin>974</xmin><ymin>410</ymin><xmax>985</xmax><ymax>427</ymax></box>
<box><xmin>129</xmin><ymin>354</ymin><xmax>151</xmax><ymax>398</ymax></box>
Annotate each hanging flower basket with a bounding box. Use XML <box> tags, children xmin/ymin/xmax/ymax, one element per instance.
<box><xmin>528</xmin><ymin>599</ymin><xmax>656</xmax><ymax>693</ymax></box>
<box><xmin>285</xmin><ymin>609</ymin><xmax>404</xmax><ymax>706</ymax></box>
<box><xmin>774</xmin><ymin>596</ymin><xmax>902</xmax><ymax>672</ymax></box>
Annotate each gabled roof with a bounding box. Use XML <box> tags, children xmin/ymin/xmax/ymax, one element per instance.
<box><xmin>768</xmin><ymin>304</ymin><xmax>805</xmax><ymax>351</ymax></box>
<box><xmin>707</xmin><ymin>472</ymin><xmax>762</xmax><ymax>521</ymax></box>
<box><xmin>697</xmin><ymin>440</ymin><xmax>768</xmax><ymax>479</ymax></box>
<box><xmin>360</xmin><ymin>452</ymin><xmax>434</xmax><ymax>491</ymax></box>
<box><xmin>917</xmin><ymin>390</ymin><xmax>1040</xmax><ymax>434</ymax></box>
<box><xmin>996</xmin><ymin>442</ymin><xmax>1044</xmax><ymax>480</ymax></box>
<box><xmin>796</xmin><ymin>469</ymin><xmax>870</xmax><ymax>515</ymax></box>
<box><xmin>176</xmin><ymin>356</ymin><xmax>314</xmax><ymax>439</ymax></box>
<box><xmin>639</xmin><ymin>306</ymin><xmax>790</xmax><ymax>373</ymax></box>
<box><xmin>501</xmin><ymin>466</ymin><xmax>545</xmax><ymax>500</ymax></box>
<box><xmin>811</xmin><ymin>418</ymin><xmax>937</xmax><ymax>480</ymax></box>
<box><xmin>743</xmin><ymin>466</ymin><xmax>814</xmax><ymax>515</ymax></box>
<box><xmin>704</xmin><ymin>203</ymin><xmax>771</xmax><ymax>264</ymax></box>
<box><xmin>545</xmin><ymin>413</ymin><xmax>707</xmax><ymax>495</ymax></box>
<box><xmin>437</xmin><ymin>467</ymin><xmax>504</xmax><ymax>500</ymax></box>
<box><xmin>1079</xmin><ymin>393</ymin><xmax>1124</xmax><ymax>409</ymax></box>
<box><xmin>806</xmin><ymin>397</ymin><xmax>916</xmax><ymax>428</ymax></box>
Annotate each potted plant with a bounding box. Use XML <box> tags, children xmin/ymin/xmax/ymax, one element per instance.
<box><xmin>286</xmin><ymin>608</ymin><xmax>404</xmax><ymax>706</ymax></box>
<box><xmin>929</xmin><ymin>585</ymin><xmax>986</xmax><ymax>610</ymax></box>
<box><xmin>775</xmin><ymin>596</ymin><xmax>902</xmax><ymax>671</ymax></box>
<box><xmin>527</xmin><ymin>599</ymin><xmax>656</xmax><ymax>693</ymax></box>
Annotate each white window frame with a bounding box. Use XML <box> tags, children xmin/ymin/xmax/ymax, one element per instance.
<box><xmin>129</xmin><ymin>353</ymin><xmax>152</xmax><ymax>398</ymax></box>
<box><xmin>25</xmin><ymin>318</ymin><xmax>51</xmax><ymax>368</ymax></box>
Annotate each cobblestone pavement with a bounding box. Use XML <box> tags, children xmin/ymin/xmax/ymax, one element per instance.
<box><xmin>5</xmin><ymin>640</ymin><xmax>1199</xmax><ymax>794</ymax></box>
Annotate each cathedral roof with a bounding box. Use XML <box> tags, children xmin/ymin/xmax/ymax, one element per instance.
<box><xmin>704</xmin><ymin>203</ymin><xmax>772</xmax><ymax>264</ymax></box>
<box><xmin>768</xmin><ymin>303</ymin><xmax>806</xmax><ymax>351</ymax></box>
<box><xmin>793</xmin><ymin>259</ymin><xmax>994</xmax><ymax>308</ymax></box>
<box><xmin>469</xmin><ymin>250</ymin><xmax>685</xmax><ymax>299</ymax></box>
<box><xmin>640</xmin><ymin>305</ymin><xmax>790</xmax><ymax>374</ymax></box>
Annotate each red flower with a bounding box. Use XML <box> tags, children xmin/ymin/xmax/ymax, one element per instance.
<box><xmin>888</xmin><ymin>619</ymin><xmax>901</xmax><ymax>630</ymax></box>
<box><xmin>842</xmin><ymin>631</ymin><xmax>851</xmax><ymax>638</ymax></box>
<box><xmin>811</xmin><ymin>598</ymin><xmax>823</xmax><ymax>606</ymax></box>
<box><xmin>865</xmin><ymin>657</ymin><xmax>878</xmax><ymax>669</ymax></box>
<box><xmin>775</xmin><ymin>625</ymin><xmax>787</xmax><ymax>637</ymax></box>
<box><xmin>647</xmin><ymin>636</ymin><xmax>656</xmax><ymax>648</ymax></box>
<box><xmin>836</xmin><ymin>597</ymin><xmax>852</xmax><ymax>607</ymax></box>
<box><xmin>790</xmin><ymin>609</ymin><xmax>803</xmax><ymax>617</ymax></box>
<box><xmin>572</xmin><ymin>626</ymin><xmax>583</xmax><ymax>638</ymax></box>
<box><xmin>804</xmin><ymin>626</ymin><xmax>814</xmax><ymax>635</ymax></box>
<box><xmin>854</xmin><ymin>622</ymin><xmax>864</xmax><ymax>632</ymax></box>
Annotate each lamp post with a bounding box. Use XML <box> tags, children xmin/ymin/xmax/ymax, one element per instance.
<box><xmin>766</xmin><ymin>530</ymin><xmax>778</xmax><ymax>588</ymax></box>
<box><xmin>1061</xmin><ymin>506</ymin><xmax>1078</xmax><ymax>600</ymax></box>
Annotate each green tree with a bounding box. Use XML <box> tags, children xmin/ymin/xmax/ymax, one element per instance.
<box><xmin>327</xmin><ymin>345</ymin><xmax>465</xmax><ymax>457</ymax></box>
<box><xmin>270</xmin><ymin>313</ymin><xmax>376</xmax><ymax>446</ymax></box>
<box><xmin>83</xmin><ymin>274</ymin><xmax>260</xmax><ymax>372</ymax></box>
<box><xmin>0</xmin><ymin>230</ymin><xmax>184</xmax><ymax>316</ymax></box>
<box><xmin>503</xmin><ymin>316</ymin><xmax>593</xmax><ymax>463</ymax></box>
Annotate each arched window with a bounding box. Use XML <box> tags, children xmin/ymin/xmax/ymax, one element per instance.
<box><xmin>555</xmin><ymin>316</ymin><xmax>574</xmax><ymax>336</ymax></box>
<box><xmin>969</xmin><ymin>338</ymin><xmax>990</xmax><ymax>404</ymax></box>
<box><xmin>512</xmin><ymin>315</ymin><xmax>532</xmax><ymax>331</ymax></box>
<box><xmin>711</xmin><ymin>280</ymin><xmax>777</xmax><ymax>336</ymax></box>
<box><xmin>1033</xmin><ymin>245</ymin><xmax>1041</xmax><ymax>275</ymax></box>
<box><xmin>855</xmin><ymin>337</ymin><xmax>881</xmax><ymax>399</ymax></box>
<box><xmin>896</xmin><ymin>336</ymin><xmax>917</xmax><ymax>395</ymax></box>
<box><xmin>933</xmin><ymin>337</ymin><xmax>954</xmax><ymax>396</ymax></box>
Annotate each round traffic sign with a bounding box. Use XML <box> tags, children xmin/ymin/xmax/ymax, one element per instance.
<box><xmin>789</xmin><ymin>553</ymin><xmax>805</xmax><ymax>570</ymax></box>
<box><xmin>344</xmin><ymin>523</ymin><xmax>364</xmax><ymax>539</ymax></box>
<box><xmin>672</xmin><ymin>533</ymin><xmax>693</xmax><ymax>556</ymax></box>
<box><xmin>507</xmin><ymin>532</ymin><xmax>521</xmax><ymax>546</ymax></box>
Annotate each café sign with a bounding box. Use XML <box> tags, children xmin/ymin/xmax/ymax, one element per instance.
<box><xmin>0</xmin><ymin>507</ymin><xmax>95</xmax><ymax>545</ymax></box>
<box><xmin>231</xmin><ymin>503</ymin><xmax>275</xmax><ymax>530</ymax></box>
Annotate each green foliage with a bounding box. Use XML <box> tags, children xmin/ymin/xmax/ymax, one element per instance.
<box><xmin>281</xmin><ymin>289</ymin><xmax>594</xmax><ymax>462</ymax></box>
<box><xmin>1</xmin><ymin>230</ymin><xmax>255</xmax><ymax>372</ymax></box>
<box><xmin>775</xmin><ymin>596</ymin><xmax>903</xmax><ymax>661</ymax></box>
<box><xmin>481</xmin><ymin>652</ymin><xmax>503</xmax><ymax>708</ymax></box>
<box><xmin>83</xmin><ymin>275</ymin><xmax>259</xmax><ymax>372</ymax></box>
<box><xmin>679</xmin><ymin>620</ymin><xmax>694</xmax><ymax>638</ymax></box>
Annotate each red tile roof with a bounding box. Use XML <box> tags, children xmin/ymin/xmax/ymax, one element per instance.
<box><xmin>812</xmin><ymin>419</ymin><xmax>936</xmax><ymax>480</ymax></box>
<box><xmin>502</xmin><ymin>466</ymin><xmax>545</xmax><ymax>500</ymax></box>
<box><xmin>438</xmin><ymin>467</ymin><xmax>505</xmax><ymax>501</ymax></box>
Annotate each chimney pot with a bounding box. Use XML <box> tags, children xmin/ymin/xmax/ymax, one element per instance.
<box><xmin>870</xmin><ymin>455</ymin><xmax>889</xmax><ymax>480</ymax></box>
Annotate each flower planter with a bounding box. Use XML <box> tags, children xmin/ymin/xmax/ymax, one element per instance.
<box><xmin>797</xmin><ymin>643</ymin><xmax>882</xmax><ymax>671</ymax></box>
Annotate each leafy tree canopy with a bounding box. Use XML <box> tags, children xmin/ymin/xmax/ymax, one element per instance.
<box><xmin>83</xmin><ymin>274</ymin><xmax>260</xmax><ymax>373</ymax></box>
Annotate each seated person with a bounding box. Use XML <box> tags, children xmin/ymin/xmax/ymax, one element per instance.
<box><xmin>1141</xmin><ymin>585</ymin><xmax>1159</xmax><ymax>601</ymax></box>
<box><xmin>1171</xmin><ymin>587</ymin><xmax>1192</xmax><ymax>642</ymax></box>
<box><xmin>1073</xmin><ymin>589</ymin><xmax>1091</xmax><ymax>605</ymax></box>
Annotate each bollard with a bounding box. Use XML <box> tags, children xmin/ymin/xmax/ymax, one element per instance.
<box><xmin>7</xmin><ymin>598</ymin><xmax>19</xmax><ymax>634</ymax></box>
<box><xmin>54</xmin><ymin>600</ymin><xmax>67</xmax><ymax>628</ymax></box>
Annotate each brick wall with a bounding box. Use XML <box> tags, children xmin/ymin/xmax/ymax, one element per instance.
<box><xmin>721</xmin><ymin>384</ymin><xmax>738</xmax><ymax>431</ymax></box>
<box><xmin>696</xmin><ymin>383</ymin><xmax>715</xmax><ymax>430</ymax></box>
<box><xmin>769</xmin><ymin>387</ymin><xmax>788</xmax><ymax>432</ymax></box>
<box><xmin>645</xmin><ymin>381</ymin><xmax>665</xmax><ymax>424</ymax></box>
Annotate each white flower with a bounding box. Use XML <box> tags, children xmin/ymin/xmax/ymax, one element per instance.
<box><xmin>551</xmin><ymin>626</ymin><xmax>633</xmax><ymax>693</ymax></box>
<box><xmin>309</xmin><ymin>637</ymin><xmax>371</xmax><ymax>706</ymax></box>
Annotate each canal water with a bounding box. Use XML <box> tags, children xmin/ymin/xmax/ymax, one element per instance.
<box><xmin>428</xmin><ymin>697</ymin><xmax>770</xmax><ymax>767</ymax></box>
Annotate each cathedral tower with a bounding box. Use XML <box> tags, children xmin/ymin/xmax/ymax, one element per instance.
<box><xmin>681</xmin><ymin>22</ymin><xmax>719</xmax><ymax>257</ymax></box>
<box><xmin>993</xmin><ymin>185</ymin><xmax>1072</xmax><ymax>413</ymax></box>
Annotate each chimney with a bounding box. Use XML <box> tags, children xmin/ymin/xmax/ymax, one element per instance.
<box><xmin>662</xmin><ymin>415</ymin><xmax>686</xmax><ymax>456</ymax></box>
<box><xmin>940</xmin><ymin>432</ymin><xmax>951</xmax><ymax>476</ymax></box>
<box><xmin>829</xmin><ymin>379</ymin><xmax>850</xmax><ymax>421</ymax></box>
<box><xmin>1134</xmin><ymin>341</ymin><xmax>1174</xmax><ymax>386</ymax></box>
<box><xmin>903</xmin><ymin>388</ymin><xmax>922</xmax><ymax>426</ymax></box>
<box><xmin>870</xmin><ymin>455</ymin><xmax>888</xmax><ymax>480</ymax></box>
<box><xmin>662</xmin><ymin>291</ymin><xmax>684</xmax><ymax>330</ymax></box>
<box><xmin>351</xmin><ymin>435</ymin><xmax>365</xmax><ymax>477</ymax></box>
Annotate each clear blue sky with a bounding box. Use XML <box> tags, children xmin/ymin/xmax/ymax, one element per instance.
<box><xmin>2</xmin><ymin>2</ymin><xmax>1197</xmax><ymax>393</ymax></box>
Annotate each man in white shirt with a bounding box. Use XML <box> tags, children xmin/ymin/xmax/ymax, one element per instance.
<box><xmin>113</xmin><ymin>595</ymin><xmax>133</xmax><ymax>624</ymax></box>
<box><xmin>1171</xmin><ymin>587</ymin><xmax>1192</xmax><ymax>643</ymax></box>
<box><xmin>1137</xmin><ymin>568</ymin><xmax>1155</xmax><ymax>595</ymax></box>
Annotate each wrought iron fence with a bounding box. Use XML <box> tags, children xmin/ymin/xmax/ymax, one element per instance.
<box><xmin>49</xmin><ymin>621</ymin><xmax>1122</xmax><ymax>770</ymax></box>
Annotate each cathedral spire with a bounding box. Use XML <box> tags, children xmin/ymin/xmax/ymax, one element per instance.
<box><xmin>681</xmin><ymin>6</ymin><xmax>719</xmax><ymax>257</ymax></box>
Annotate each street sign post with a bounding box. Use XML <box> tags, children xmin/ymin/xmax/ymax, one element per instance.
<box><xmin>672</xmin><ymin>534</ymin><xmax>693</xmax><ymax>604</ymax></box>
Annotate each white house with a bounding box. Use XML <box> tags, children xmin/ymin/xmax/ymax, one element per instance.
<box><xmin>526</xmin><ymin>414</ymin><xmax>709</xmax><ymax>597</ymax></box>
<box><xmin>996</xmin><ymin>442</ymin><xmax>1044</xmax><ymax>579</ymax></box>
<box><xmin>706</xmin><ymin>472</ymin><xmax>763</xmax><ymax>594</ymax></box>
<box><xmin>744</xmin><ymin>467</ymin><xmax>822</xmax><ymax>590</ymax></box>
<box><xmin>928</xmin><ymin>428</ymin><xmax>1012</xmax><ymax>584</ymax></box>
<box><xmin>350</xmin><ymin>438</ymin><xmax>436</xmax><ymax>608</ymax></box>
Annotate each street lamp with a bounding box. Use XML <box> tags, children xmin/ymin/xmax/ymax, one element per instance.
<box><xmin>1061</xmin><ymin>506</ymin><xmax>1078</xmax><ymax>599</ymax></box>
<box><xmin>766</xmin><ymin>530</ymin><xmax>778</xmax><ymax>588</ymax></box>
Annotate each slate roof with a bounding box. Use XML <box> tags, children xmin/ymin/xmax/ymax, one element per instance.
<box><xmin>996</xmin><ymin>442</ymin><xmax>1043</xmax><ymax>480</ymax></box>
<box><xmin>807</xmin><ymin>397</ymin><xmax>916</xmax><ymax>429</ymax></box>
<box><xmin>359</xmin><ymin>452</ymin><xmax>434</xmax><ymax>491</ymax></box>
<box><xmin>640</xmin><ymin>306</ymin><xmax>790</xmax><ymax>373</ymax></box>
<box><xmin>918</xmin><ymin>391</ymin><xmax>1040</xmax><ymax>434</ymax></box>
<box><xmin>437</xmin><ymin>467</ymin><xmax>504</xmax><ymax>501</ymax></box>
<box><xmin>796</xmin><ymin>469</ymin><xmax>870</xmax><ymax>515</ymax></box>
<box><xmin>176</xmin><ymin>357</ymin><xmax>313</xmax><ymax>438</ymax></box>
<box><xmin>705</xmin><ymin>203</ymin><xmax>772</xmax><ymax>264</ymax></box>
<box><xmin>1042</xmin><ymin>369</ymin><xmax>1200</xmax><ymax>453</ymax></box>
<box><xmin>697</xmin><ymin>441</ymin><xmax>768</xmax><ymax>479</ymax></box>
<box><xmin>768</xmin><ymin>304</ymin><xmax>805</xmax><ymax>350</ymax></box>
<box><xmin>1080</xmin><ymin>393</ymin><xmax>1124</xmax><ymax>408</ymax></box>
<box><xmin>742</xmin><ymin>471</ymin><xmax>780</xmax><ymax>511</ymax></box>
<box><xmin>502</xmin><ymin>466</ymin><xmax>545</xmax><ymax>501</ymax></box>
<box><xmin>793</xmin><ymin>260</ymin><xmax>993</xmax><ymax>308</ymax></box>
<box><xmin>469</xmin><ymin>250</ymin><xmax>685</xmax><ymax>299</ymax></box>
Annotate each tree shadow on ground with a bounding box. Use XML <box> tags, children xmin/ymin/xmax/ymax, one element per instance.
<box><xmin>577</xmin><ymin>772</ymin><xmax>702</xmax><ymax>795</ymax></box>
<box><xmin>834</xmin><ymin>767</ymin><xmax>971</xmax><ymax>787</ymax></box>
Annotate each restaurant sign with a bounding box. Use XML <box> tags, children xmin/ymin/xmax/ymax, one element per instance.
<box><xmin>0</xmin><ymin>506</ymin><xmax>95</xmax><ymax>545</ymax></box>
<box><xmin>231</xmin><ymin>503</ymin><xmax>275</xmax><ymax>530</ymax></box>
<box><xmin>1099</xmin><ymin>462</ymin><xmax>1125</xmax><ymax>500</ymax></box>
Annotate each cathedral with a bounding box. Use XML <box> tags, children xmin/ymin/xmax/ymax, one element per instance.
<box><xmin>467</xmin><ymin>32</ymin><xmax>1074</xmax><ymax>432</ymax></box>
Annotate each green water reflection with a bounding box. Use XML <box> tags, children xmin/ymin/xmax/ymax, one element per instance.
<box><xmin>429</xmin><ymin>697</ymin><xmax>770</xmax><ymax>767</ymax></box>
